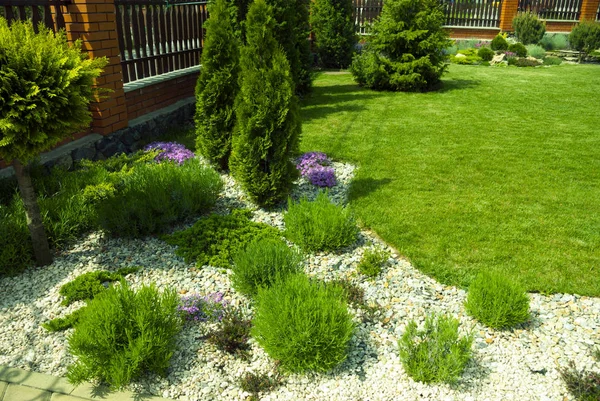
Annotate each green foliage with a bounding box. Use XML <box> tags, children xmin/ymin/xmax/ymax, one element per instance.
<box><xmin>310</xmin><ymin>0</ymin><xmax>356</xmax><ymax>68</ymax></box>
<box><xmin>328</xmin><ymin>278</ymin><xmax>383</xmax><ymax>322</ymax></box>
<box><xmin>67</xmin><ymin>282</ymin><xmax>182</xmax><ymax>389</ymax></box>
<box><xmin>526</xmin><ymin>44</ymin><xmax>546</xmax><ymax>59</ymax></box>
<box><xmin>569</xmin><ymin>21</ymin><xmax>600</xmax><ymax>55</ymax></box>
<box><xmin>0</xmin><ymin>19</ymin><xmax>106</xmax><ymax>163</ymax></box>
<box><xmin>42</xmin><ymin>308</ymin><xmax>85</xmax><ymax>332</ymax></box>
<box><xmin>512</xmin><ymin>57</ymin><xmax>541</xmax><ymax>67</ymax></box>
<box><xmin>208</xmin><ymin>307</ymin><xmax>252</xmax><ymax>358</ymax></box>
<box><xmin>195</xmin><ymin>0</ymin><xmax>240</xmax><ymax>170</ymax></box>
<box><xmin>540</xmin><ymin>33</ymin><xmax>570</xmax><ymax>50</ymax></box>
<box><xmin>464</xmin><ymin>271</ymin><xmax>530</xmax><ymax>329</ymax></box>
<box><xmin>542</xmin><ymin>56</ymin><xmax>563</xmax><ymax>65</ymax></box>
<box><xmin>398</xmin><ymin>314</ymin><xmax>473</xmax><ymax>384</ymax></box>
<box><xmin>559</xmin><ymin>361</ymin><xmax>600</xmax><ymax>401</ymax></box>
<box><xmin>252</xmin><ymin>274</ymin><xmax>354</xmax><ymax>372</ymax></box>
<box><xmin>350</xmin><ymin>0</ymin><xmax>450</xmax><ymax>92</ymax></box>
<box><xmin>450</xmin><ymin>49</ymin><xmax>483</xmax><ymax>65</ymax></box>
<box><xmin>229</xmin><ymin>0</ymin><xmax>301</xmax><ymax>207</ymax></box>
<box><xmin>508</xmin><ymin>42</ymin><xmax>527</xmax><ymax>57</ymax></box>
<box><xmin>239</xmin><ymin>370</ymin><xmax>283</xmax><ymax>401</ymax></box>
<box><xmin>58</xmin><ymin>267</ymin><xmax>140</xmax><ymax>306</ymax></box>
<box><xmin>284</xmin><ymin>191</ymin><xmax>359</xmax><ymax>252</ymax></box>
<box><xmin>0</xmin><ymin>198</ymin><xmax>32</xmax><ymax>276</ymax></box>
<box><xmin>491</xmin><ymin>34</ymin><xmax>508</xmax><ymax>51</ymax></box>
<box><xmin>358</xmin><ymin>247</ymin><xmax>390</xmax><ymax>278</ymax></box>
<box><xmin>477</xmin><ymin>47</ymin><xmax>495</xmax><ymax>61</ymax></box>
<box><xmin>98</xmin><ymin>159</ymin><xmax>222</xmax><ymax>237</ymax></box>
<box><xmin>232</xmin><ymin>237</ymin><xmax>303</xmax><ymax>297</ymax></box>
<box><xmin>512</xmin><ymin>12</ymin><xmax>546</xmax><ymax>45</ymax></box>
<box><xmin>163</xmin><ymin>209</ymin><xmax>282</xmax><ymax>268</ymax></box>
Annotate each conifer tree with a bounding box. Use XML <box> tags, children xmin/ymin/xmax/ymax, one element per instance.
<box><xmin>310</xmin><ymin>0</ymin><xmax>356</xmax><ymax>68</ymax></box>
<box><xmin>195</xmin><ymin>0</ymin><xmax>240</xmax><ymax>170</ymax></box>
<box><xmin>230</xmin><ymin>0</ymin><xmax>301</xmax><ymax>207</ymax></box>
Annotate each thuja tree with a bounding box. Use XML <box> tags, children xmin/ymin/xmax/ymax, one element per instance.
<box><xmin>230</xmin><ymin>0</ymin><xmax>301</xmax><ymax>207</ymax></box>
<box><xmin>227</xmin><ymin>0</ymin><xmax>251</xmax><ymax>41</ymax></box>
<box><xmin>195</xmin><ymin>0</ymin><xmax>240</xmax><ymax>170</ymax></box>
<box><xmin>310</xmin><ymin>0</ymin><xmax>356</xmax><ymax>68</ymax></box>
<box><xmin>0</xmin><ymin>19</ymin><xmax>106</xmax><ymax>266</ymax></box>
<box><xmin>350</xmin><ymin>0</ymin><xmax>451</xmax><ymax>92</ymax></box>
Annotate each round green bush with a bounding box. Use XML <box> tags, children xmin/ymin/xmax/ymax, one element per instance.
<box><xmin>232</xmin><ymin>237</ymin><xmax>303</xmax><ymax>296</ymax></box>
<box><xmin>543</xmin><ymin>56</ymin><xmax>563</xmax><ymax>65</ymax></box>
<box><xmin>569</xmin><ymin>21</ymin><xmax>600</xmax><ymax>55</ymax></box>
<box><xmin>508</xmin><ymin>42</ymin><xmax>527</xmax><ymax>57</ymax></box>
<box><xmin>464</xmin><ymin>271</ymin><xmax>530</xmax><ymax>329</ymax></box>
<box><xmin>252</xmin><ymin>274</ymin><xmax>354</xmax><ymax>372</ymax></box>
<box><xmin>512</xmin><ymin>12</ymin><xmax>546</xmax><ymax>45</ymax></box>
<box><xmin>477</xmin><ymin>47</ymin><xmax>495</xmax><ymax>61</ymax></box>
<box><xmin>526</xmin><ymin>44</ymin><xmax>546</xmax><ymax>59</ymax></box>
<box><xmin>491</xmin><ymin>34</ymin><xmax>508</xmax><ymax>51</ymax></box>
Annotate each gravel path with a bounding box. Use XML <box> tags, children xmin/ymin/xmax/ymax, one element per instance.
<box><xmin>1</xmin><ymin>161</ymin><xmax>599</xmax><ymax>401</ymax></box>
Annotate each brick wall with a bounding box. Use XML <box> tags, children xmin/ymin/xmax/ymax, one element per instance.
<box><xmin>446</xmin><ymin>28</ymin><xmax>501</xmax><ymax>40</ymax></box>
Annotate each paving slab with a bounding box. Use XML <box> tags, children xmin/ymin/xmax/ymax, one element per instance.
<box><xmin>0</xmin><ymin>367</ymin><xmax>75</xmax><ymax>395</ymax></box>
<box><xmin>50</xmin><ymin>394</ymin><xmax>90</xmax><ymax>401</ymax></box>
<box><xmin>69</xmin><ymin>383</ymin><xmax>167</xmax><ymax>401</ymax></box>
<box><xmin>4</xmin><ymin>383</ymin><xmax>51</xmax><ymax>401</ymax></box>
<box><xmin>0</xmin><ymin>381</ymin><xmax>7</xmax><ymax>399</ymax></box>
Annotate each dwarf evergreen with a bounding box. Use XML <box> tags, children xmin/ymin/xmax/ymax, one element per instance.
<box><xmin>310</xmin><ymin>0</ymin><xmax>356</xmax><ymax>68</ymax></box>
<box><xmin>195</xmin><ymin>0</ymin><xmax>240</xmax><ymax>170</ymax></box>
<box><xmin>230</xmin><ymin>0</ymin><xmax>301</xmax><ymax>207</ymax></box>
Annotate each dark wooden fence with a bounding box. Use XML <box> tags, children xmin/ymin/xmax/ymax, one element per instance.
<box><xmin>114</xmin><ymin>0</ymin><xmax>208</xmax><ymax>83</ymax></box>
<box><xmin>354</xmin><ymin>0</ymin><xmax>383</xmax><ymax>34</ymax></box>
<box><xmin>0</xmin><ymin>0</ymin><xmax>68</xmax><ymax>32</ymax></box>
<box><xmin>517</xmin><ymin>0</ymin><xmax>582</xmax><ymax>19</ymax></box>
<box><xmin>596</xmin><ymin>0</ymin><xmax>599</xmax><ymax>18</ymax></box>
<box><xmin>444</xmin><ymin>0</ymin><xmax>503</xmax><ymax>27</ymax></box>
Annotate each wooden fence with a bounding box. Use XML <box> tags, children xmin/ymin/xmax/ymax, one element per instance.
<box><xmin>518</xmin><ymin>0</ymin><xmax>583</xmax><ymax>20</ymax></box>
<box><xmin>0</xmin><ymin>0</ymin><xmax>68</xmax><ymax>32</ymax></box>
<box><xmin>444</xmin><ymin>0</ymin><xmax>503</xmax><ymax>27</ymax></box>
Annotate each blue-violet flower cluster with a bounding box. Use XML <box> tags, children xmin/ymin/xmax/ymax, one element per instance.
<box><xmin>178</xmin><ymin>292</ymin><xmax>227</xmax><ymax>322</ymax></box>
<box><xmin>296</xmin><ymin>152</ymin><xmax>337</xmax><ymax>188</ymax></box>
<box><xmin>144</xmin><ymin>142</ymin><xmax>195</xmax><ymax>165</ymax></box>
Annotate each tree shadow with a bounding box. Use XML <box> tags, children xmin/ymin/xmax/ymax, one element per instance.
<box><xmin>301</xmin><ymin>84</ymin><xmax>384</xmax><ymax>122</ymax></box>
<box><xmin>348</xmin><ymin>177</ymin><xmax>394</xmax><ymax>202</ymax></box>
<box><xmin>437</xmin><ymin>78</ymin><xmax>480</xmax><ymax>93</ymax></box>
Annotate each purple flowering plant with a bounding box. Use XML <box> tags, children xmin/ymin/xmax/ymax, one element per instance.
<box><xmin>306</xmin><ymin>165</ymin><xmax>337</xmax><ymax>187</ymax></box>
<box><xmin>296</xmin><ymin>152</ymin><xmax>337</xmax><ymax>188</ymax></box>
<box><xmin>178</xmin><ymin>292</ymin><xmax>227</xmax><ymax>322</ymax></box>
<box><xmin>144</xmin><ymin>142</ymin><xmax>195</xmax><ymax>165</ymax></box>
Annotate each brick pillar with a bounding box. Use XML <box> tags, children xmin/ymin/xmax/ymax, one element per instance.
<box><xmin>64</xmin><ymin>0</ymin><xmax>128</xmax><ymax>135</ymax></box>
<box><xmin>580</xmin><ymin>0</ymin><xmax>600</xmax><ymax>21</ymax></box>
<box><xmin>499</xmin><ymin>0</ymin><xmax>519</xmax><ymax>31</ymax></box>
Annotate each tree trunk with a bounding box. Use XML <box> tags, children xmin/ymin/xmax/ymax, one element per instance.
<box><xmin>12</xmin><ymin>159</ymin><xmax>53</xmax><ymax>267</ymax></box>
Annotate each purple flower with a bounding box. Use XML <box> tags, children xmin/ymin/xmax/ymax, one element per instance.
<box><xmin>144</xmin><ymin>142</ymin><xmax>195</xmax><ymax>165</ymax></box>
<box><xmin>504</xmin><ymin>51</ymin><xmax>516</xmax><ymax>58</ymax></box>
<box><xmin>296</xmin><ymin>152</ymin><xmax>331</xmax><ymax>177</ymax></box>
<box><xmin>306</xmin><ymin>165</ymin><xmax>337</xmax><ymax>188</ymax></box>
<box><xmin>178</xmin><ymin>292</ymin><xmax>227</xmax><ymax>322</ymax></box>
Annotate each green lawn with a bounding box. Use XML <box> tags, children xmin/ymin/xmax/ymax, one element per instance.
<box><xmin>300</xmin><ymin>64</ymin><xmax>600</xmax><ymax>296</ymax></box>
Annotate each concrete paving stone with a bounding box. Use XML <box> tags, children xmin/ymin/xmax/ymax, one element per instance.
<box><xmin>69</xmin><ymin>383</ymin><xmax>168</xmax><ymax>401</ymax></box>
<box><xmin>50</xmin><ymin>394</ymin><xmax>89</xmax><ymax>401</ymax></box>
<box><xmin>4</xmin><ymin>383</ymin><xmax>51</xmax><ymax>401</ymax></box>
<box><xmin>0</xmin><ymin>382</ymin><xmax>7</xmax><ymax>399</ymax></box>
<box><xmin>0</xmin><ymin>367</ymin><xmax>75</xmax><ymax>395</ymax></box>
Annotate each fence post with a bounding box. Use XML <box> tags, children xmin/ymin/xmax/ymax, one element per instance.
<box><xmin>499</xmin><ymin>0</ymin><xmax>519</xmax><ymax>31</ymax></box>
<box><xmin>64</xmin><ymin>0</ymin><xmax>128</xmax><ymax>135</ymax></box>
<box><xmin>579</xmin><ymin>0</ymin><xmax>600</xmax><ymax>20</ymax></box>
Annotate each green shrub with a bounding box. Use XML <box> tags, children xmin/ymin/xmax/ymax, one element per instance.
<box><xmin>59</xmin><ymin>267</ymin><xmax>140</xmax><ymax>306</ymax></box>
<box><xmin>284</xmin><ymin>191</ymin><xmax>359</xmax><ymax>252</ymax></box>
<box><xmin>232</xmin><ymin>238</ymin><xmax>303</xmax><ymax>296</ymax></box>
<box><xmin>67</xmin><ymin>282</ymin><xmax>182</xmax><ymax>389</ymax></box>
<box><xmin>0</xmin><ymin>199</ymin><xmax>32</xmax><ymax>276</ymax></box>
<box><xmin>42</xmin><ymin>308</ymin><xmax>86</xmax><ymax>332</ymax></box>
<box><xmin>450</xmin><ymin>50</ymin><xmax>483</xmax><ymax>65</ymax></box>
<box><xmin>491</xmin><ymin>34</ymin><xmax>508</xmax><ymax>51</ymax></box>
<box><xmin>239</xmin><ymin>370</ymin><xmax>283</xmax><ymax>401</ymax></box>
<box><xmin>526</xmin><ymin>44</ymin><xmax>546</xmax><ymax>59</ymax></box>
<box><xmin>350</xmin><ymin>0</ymin><xmax>450</xmax><ymax>92</ymax></box>
<box><xmin>208</xmin><ymin>307</ymin><xmax>252</xmax><ymax>358</ymax></box>
<box><xmin>358</xmin><ymin>247</ymin><xmax>390</xmax><ymax>278</ymax></box>
<box><xmin>508</xmin><ymin>42</ymin><xmax>527</xmax><ymax>57</ymax></box>
<box><xmin>542</xmin><ymin>56</ymin><xmax>563</xmax><ymax>65</ymax></box>
<box><xmin>398</xmin><ymin>313</ymin><xmax>473</xmax><ymax>384</ymax></box>
<box><xmin>477</xmin><ymin>47</ymin><xmax>495</xmax><ymax>61</ymax></box>
<box><xmin>195</xmin><ymin>0</ymin><xmax>240</xmax><ymax>170</ymax></box>
<box><xmin>163</xmin><ymin>209</ymin><xmax>282</xmax><ymax>268</ymax></box>
<box><xmin>513</xmin><ymin>57</ymin><xmax>541</xmax><ymax>67</ymax></box>
<box><xmin>229</xmin><ymin>0</ymin><xmax>301</xmax><ymax>207</ymax></box>
<box><xmin>98</xmin><ymin>159</ymin><xmax>222</xmax><ymax>237</ymax></box>
<box><xmin>310</xmin><ymin>0</ymin><xmax>356</xmax><ymax>68</ymax></box>
<box><xmin>513</xmin><ymin>12</ymin><xmax>546</xmax><ymax>45</ymax></box>
<box><xmin>252</xmin><ymin>274</ymin><xmax>354</xmax><ymax>372</ymax></box>
<box><xmin>569</xmin><ymin>21</ymin><xmax>600</xmax><ymax>55</ymax></box>
<box><xmin>464</xmin><ymin>271</ymin><xmax>530</xmax><ymax>329</ymax></box>
<box><xmin>540</xmin><ymin>33</ymin><xmax>570</xmax><ymax>50</ymax></box>
<box><xmin>559</xmin><ymin>361</ymin><xmax>600</xmax><ymax>401</ymax></box>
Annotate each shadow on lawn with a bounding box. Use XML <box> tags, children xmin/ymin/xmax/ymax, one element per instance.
<box><xmin>438</xmin><ymin>78</ymin><xmax>480</xmax><ymax>93</ymax></box>
<box><xmin>348</xmin><ymin>177</ymin><xmax>394</xmax><ymax>202</ymax></box>
<box><xmin>301</xmin><ymin>84</ymin><xmax>383</xmax><ymax>122</ymax></box>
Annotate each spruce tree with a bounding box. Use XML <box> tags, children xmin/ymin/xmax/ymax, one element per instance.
<box><xmin>195</xmin><ymin>0</ymin><xmax>240</xmax><ymax>170</ymax></box>
<box><xmin>230</xmin><ymin>0</ymin><xmax>301</xmax><ymax>207</ymax></box>
<box><xmin>310</xmin><ymin>0</ymin><xmax>356</xmax><ymax>68</ymax></box>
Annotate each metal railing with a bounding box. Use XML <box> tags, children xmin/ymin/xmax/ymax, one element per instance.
<box><xmin>518</xmin><ymin>0</ymin><xmax>583</xmax><ymax>20</ymax></box>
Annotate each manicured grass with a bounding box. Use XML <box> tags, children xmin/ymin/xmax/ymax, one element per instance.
<box><xmin>300</xmin><ymin>64</ymin><xmax>600</xmax><ymax>296</ymax></box>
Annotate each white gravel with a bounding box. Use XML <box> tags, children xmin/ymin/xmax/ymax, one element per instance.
<box><xmin>1</xmin><ymin>160</ymin><xmax>599</xmax><ymax>401</ymax></box>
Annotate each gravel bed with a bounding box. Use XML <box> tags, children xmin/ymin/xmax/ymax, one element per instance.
<box><xmin>1</xmin><ymin>160</ymin><xmax>599</xmax><ymax>401</ymax></box>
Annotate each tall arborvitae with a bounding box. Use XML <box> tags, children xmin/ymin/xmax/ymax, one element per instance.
<box><xmin>195</xmin><ymin>0</ymin><xmax>240</xmax><ymax>170</ymax></box>
<box><xmin>230</xmin><ymin>0</ymin><xmax>301</xmax><ymax>207</ymax></box>
<box><xmin>294</xmin><ymin>0</ymin><xmax>313</xmax><ymax>96</ymax></box>
<box><xmin>310</xmin><ymin>0</ymin><xmax>356</xmax><ymax>68</ymax></box>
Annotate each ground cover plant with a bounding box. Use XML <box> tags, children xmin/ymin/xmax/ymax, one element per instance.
<box><xmin>358</xmin><ymin>247</ymin><xmax>390</xmax><ymax>278</ymax></box>
<box><xmin>178</xmin><ymin>292</ymin><xmax>227</xmax><ymax>322</ymax></box>
<box><xmin>58</xmin><ymin>267</ymin><xmax>140</xmax><ymax>306</ymax></box>
<box><xmin>284</xmin><ymin>191</ymin><xmax>359</xmax><ymax>252</ymax></box>
<box><xmin>559</xmin><ymin>360</ymin><xmax>600</xmax><ymax>401</ymax></box>
<box><xmin>300</xmin><ymin>65</ymin><xmax>600</xmax><ymax>296</ymax></box>
<box><xmin>239</xmin><ymin>370</ymin><xmax>284</xmax><ymax>401</ymax></box>
<box><xmin>207</xmin><ymin>306</ymin><xmax>252</xmax><ymax>359</ymax></box>
<box><xmin>398</xmin><ymin>313</ymin><xmax>473</xmax><ymax>384</ymax></box>
<box><xmin>296</xmin><ymin>152</ymin><xmax>337</xmax><ymax>187</ymax></box>
<box><xmin>163</xmin><ymin>209</ymin><xmax>282</xmax><ymax>268</ymax></box>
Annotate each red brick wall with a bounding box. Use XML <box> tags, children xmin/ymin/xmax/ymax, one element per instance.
<box><xmin>446</xmin><ymin>28</ymin><xmax>501</xmax><ymax>40</ymax></box>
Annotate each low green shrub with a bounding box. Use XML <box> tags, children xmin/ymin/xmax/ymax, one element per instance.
<box><xmin>540</xmin><ymin>33</ymin><xmax>570</xmax><ymax>50</ymax></box>
<box><xmin>508</xmin><ymin>43</ymin><xmax>527</xmax><ymax>57</ymax></box>
<box><xmin>284</xmin><ymin>191</ymin><xmax>359</xmax><ymax>252</ymax></box>
<box><xmin>513</xmin><ymin>12</ymin><xmax>546</xmax><ymax>44</ymax></box>
<box><xmin>526</xmin><ymin>44</ymin><xmax>546</xmax><ymax>59</ymax></box>
<box><xmin>43</xmin><ymin>308</ymin><xmax>86</xmax><ymax>332</ymax></box>
<box><xmin>239</xmin><ymin>370</ymin><xmax>283</xmax><ymax>401</ymax></box>
<box><xmin>398</xmin><ymin>313</ymin><xmax>473</xmax><ymax>384</ymax></box>
<box><xmin>252</xmin><ymin>274</ymin><xmax>354</xmax><ymax>372</ymax></box>
<box><xmin>232</xmin><ymin>238</ymin><xmax>303</xmax><ymax>297</ymax></box>
<box><xmin>67</xmin><ymin>282</ymin><xmax>182</xmax><ymax>389</ymax></box>
<box><xmin>477</xmin><ymin>47</ymin><xmax>495</xmax><ymax>61</ymax></box>
<box><xmin>208</xmin><ymin>307</ymin><xmax>252</xmax><ymax>358</ymax></box>
<box><xmin>329</xmin><ymin>279</ymin><xmax>383</xmax><ymax>322</ymax></box>
<box><xmin>464</xmin><ymin>271</ymin><xmax>530</xmax><ymax>329</ymax></box>
<box><xmin>491</xmin><ymin>34</ymin><xmax>508</xmax><ymax>51</ymax></box>
<box><xmin>163</xmin><ymin>209</ymin><xmax>282</xmax><ymax>268</ymax></box>
<box><xmin>0</xmin><ymin>199</ymin><xmax>32</xmax><ymax>276</ymax></box>
<box><xmin>98</xmin><ymin>159</ymin><xmax>222</xmax><ymax>237</ymax></box>
<box><xmin>513</xmin><ymin>58</ymin><xmax>541</xmax><ymax>67</ymax></box>
<box><xmin>59</xmin><ymin>267</ymin><xmax>140</xmax><ymax>306</ymax></box>
<box><xmin>569</xmin><ymin>21</ymin><xmax>600</xmax><ymax>55</ymax></box>
<box><xmin>450</xmin><ymin>50</ymin><xmax>483</xmax><ymax>65</ymax></box>
<box><xmin>358</xmin><ymin>247</ymin><xmax>390</xmax><ymax>278</ymax></box>
<box><xmin>542</xmin><ymin>56</ymin><xmax>563</xmax><ymax>65</ymax></box>
<box><xmin>559</xmin><ymin>360</ymin><xmax>600</xmax><ymax>401</ymax></box>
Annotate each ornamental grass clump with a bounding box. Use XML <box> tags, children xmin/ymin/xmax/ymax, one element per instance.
<box><xmin>284</xmin><ymin>191</ymin><xmax>359</xmax><ymax>252</ymax></box>
<box><xmin>398</xmin><ymin>313</ymin><xmax>473</xmax><ymax>384</ymax></box>
<box><xmin>67</xmin><ymin>282</ymin><xmax>182</xmax><ymax>389</ymax></box>
<box><xmin>358</xmin><ymin>247</ymin><xmax>390</xmax><ymax>278</ymax></box>
<box><xmin>464</xmin><ymin>271</ymin><xmax>530</xmax><ymax>329</ymax></box>
<box><xmin>232</xmin><ymin>238</ymin><xmax>303</xmax><ymax>297</ymax></box>
<box><xmin>144</xmin><ymin>142</ymin><xmax>195</xmax><ymax>165</ymax></box>
<box><xmin>252</xmin><ymin>274</ymin><xmax>354</xmax><ymax>372</ymax></box>
<box><xmin>178</xmin><ymin>292</ymin><xmax>227</xmax><ymax>322</ymax></box>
